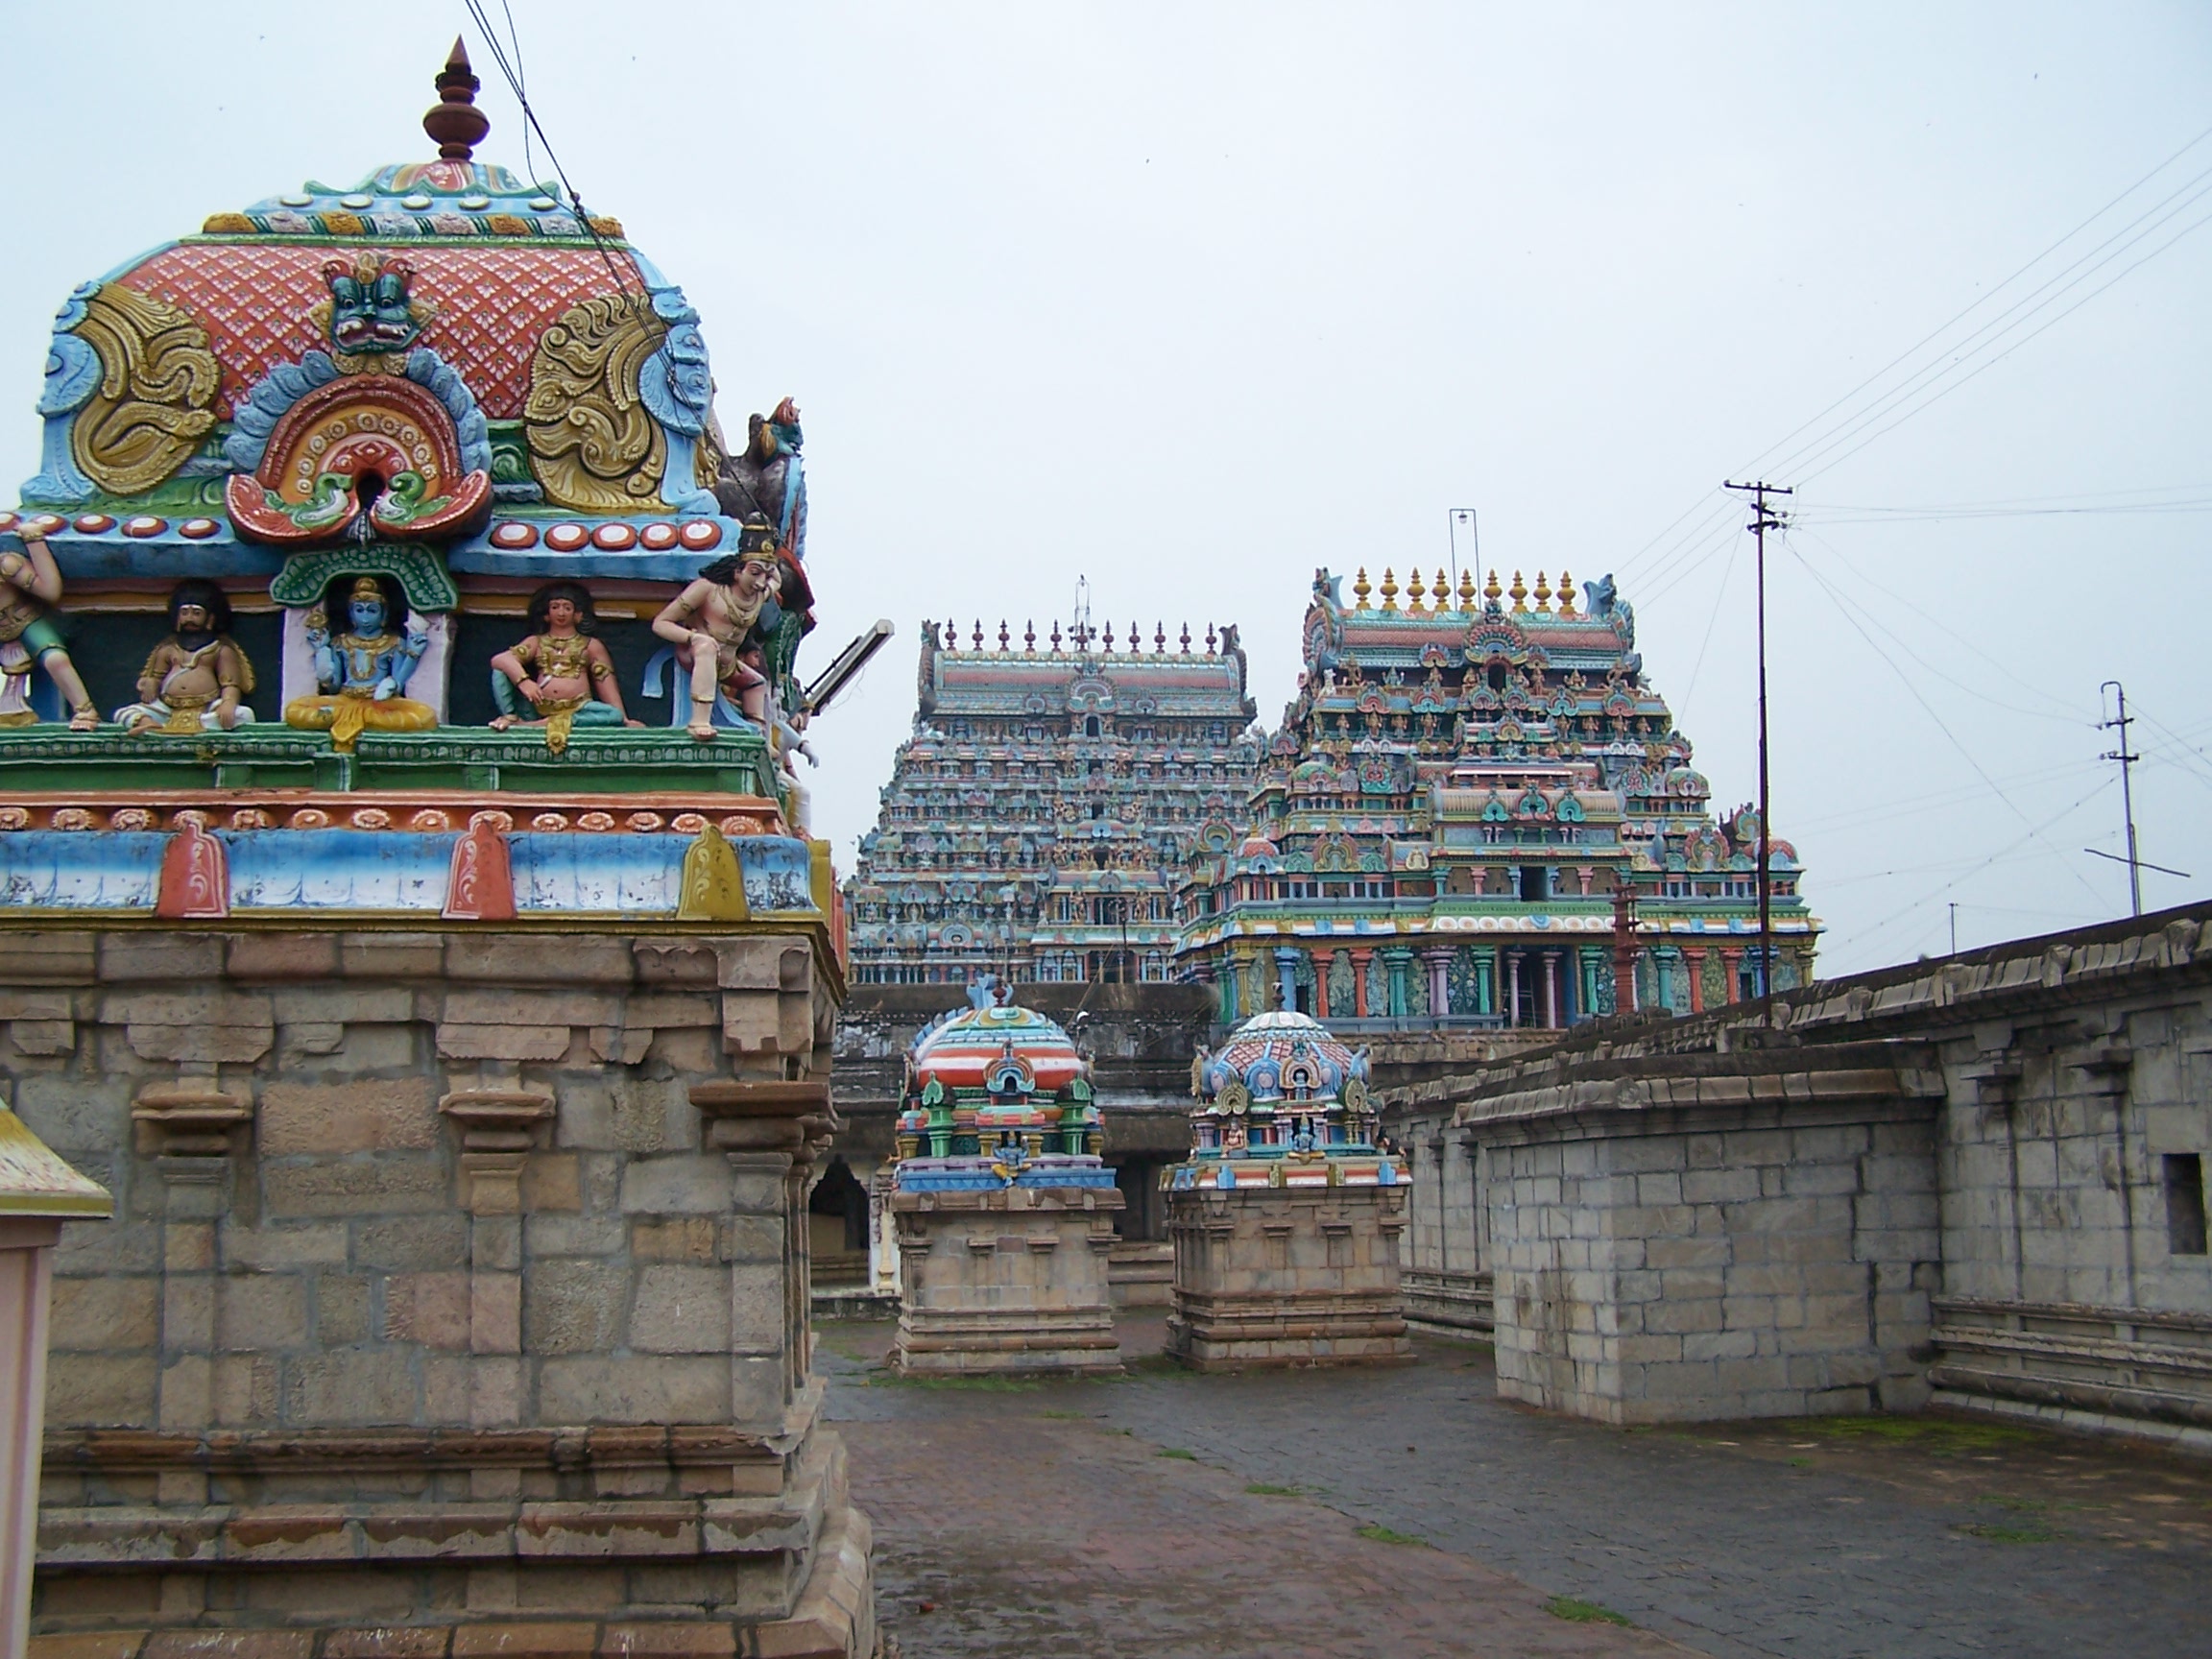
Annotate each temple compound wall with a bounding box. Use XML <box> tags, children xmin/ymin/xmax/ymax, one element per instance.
<box><xmin>1383</xmin><ymin>902</ymin><xmax>2212</xmax><ymax>1446</ymax></box>
<box><xmin>11</xmin><ymin>925</ymin><xmax>874</xmax><ymax>1657</ymax></box>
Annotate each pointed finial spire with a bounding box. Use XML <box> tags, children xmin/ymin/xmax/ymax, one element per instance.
<box><xmin>944</xmin><ymin>620</ymin><xmax>958</xmax><ymax>649</ymax></box>
<box><xmin>1509</xmin><ymin>570</ymin><xmax>1527</xmax><ymax>612</ymax></box>
<box><xmin>1533</xmin><ymin>571</ymin><xmax>1551</xmax><ymax>612</ymax></box>
<box><xmin>1051</xmin><ymin>620</ymin><xmax>1063</xmax><ymax>651</ymax></box>
<box><xmin>1155</xmin><ymin>622</ymin><xmax>1166</xmax><ymax>652</ymax></box>
<box><xmin>1104</xmin><ymin>621</ymin><xmax>1116</xmax><ymax>651</ymax></box>
<box><xmin>1180</xmin><ymin>623</ymin><xmax>1191</xmax><ymax>653</ymax></box>
<box><xmin>1434</xmin><ymin>568</ymin><xmax>1449</xmax><ymax>611</ymax></box>
<box><xmin>1557</xmin><ymin>568</ymin><xmax>1576</xmax><ymax>614</ymax></box>
<box><xmin>1130</xmin><ymin>622</ymin><xmax>1140</xmax><ymax>654</ymax></box>
<box><xmin>1207</xmin><ymin>623</ymin><xmax>1218</xmax><ymax>654</ymax></box>
<box><xmin>1458</xmin><ymin>567</ymin><xmax>1478</xmax><ymax>608</ymax></box>
<box><xmin>1407</xmin><ymin>568</ymin><xmax>1427</xmax><ymax>610</ymax></box>
<box><xmin>1024</xmin><ymin>619</ymin><xmax>1036</xmax><ymax>652</ymax></box>
<box><xmin>1484</xmin><ymin>568</ymin><xmax>1502</xmax><ymax>604</ymax></box>
<box><xmin>1353</xmin><ymin>567</ymin><xmax>1372</xmax><ymax>610</ymax></box>
<box><xmin>424</xmin><ymin>37</ymin><xmax>491</xmax><ymax>162</ymax></box>
<box><xmin>1379</xmin><ymin>567</ymin><xmax>1399</xmax><ymax>612</ymax></box>
<box><xmin>972</xmin><ymin>619</ymin><xmax>983</xmax><ymax>649</ymax></box>
<box><xmin>998</xmin><ymin>620</ymin><xmax>1010</xmax><ymax>652</ymax></box>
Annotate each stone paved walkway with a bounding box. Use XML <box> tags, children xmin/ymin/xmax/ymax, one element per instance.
<box><xmin>822</xmin><ymin>1317</ymin><xmax>2212</xmax><ymax>1658</ymax></box>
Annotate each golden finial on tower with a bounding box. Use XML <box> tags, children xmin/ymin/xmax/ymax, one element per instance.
<box><xmin>1434</xmin><ymin>568</ymin><xmax>1450</xmax><ymax>612</ymax></box>
<box><xmin>1379</xmin><ymin>567</ymin><xmax>1400</xmax><ymax>612</ymax></box>
<box><xmin>1353</xmin><ymin>567</ymin><xmax>1371</xmax><ymax>609</ymax></box>
<box><xmin>1459</xmin><ymin>568</ymin><xmax>1479</xmax><ymax>608</ymax></box>
<box><xmin>1484</xmin><ymin>568</ymin><xmax>1502</xmax><ymax>604</ymax></box>
<box><xmin>1557</xmin><ymin>568</ymin><xmax>1576</xmax><ymax>614</ymax></box>
<box><xmin>1533</xmin><ymin>571</ymin><xmax>1551</xmax><ymax>612</ymax></box>
<box><xmin>1509</xmin><ymin>570</ymin><xmax>1527</xmax><ymax>612</ymax></box>
<box><xmin>423</xmin><ymin>38</ymin><xmax>491</xmax><ymax>161</ymax></box>
<box><xmin>1407</xmin><ymin>568</ymin><xmax>1426</xmax><ymax>610</ymax></box>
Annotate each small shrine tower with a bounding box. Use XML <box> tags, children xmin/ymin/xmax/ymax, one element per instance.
<box><xmin>1164</xmin><ymin>1010</ymin><xmax>1412</xmax><ymax>1369</ymax></box>
<box><xmin>887</xmin><ymin>979</ymin><xmax>1124</xmax><ymax>1376</ymax></box>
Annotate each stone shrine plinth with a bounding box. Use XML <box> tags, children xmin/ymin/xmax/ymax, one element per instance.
<box><xmin>884</xmin><ymin>984</ymin><xmax>1122</xmax><ymax>1378</ymax></box>
<box><xmin>1164</xmin><ymin>1011</ymin><xmax>1411</xmax><ymax>1370</ymax></box>
<box><xmin>889</xmin><ymin>1179</ymin><xmax>1123</xmax><ymax>1377</ymax></box>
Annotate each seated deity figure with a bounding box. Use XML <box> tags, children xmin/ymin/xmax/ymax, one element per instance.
<box><xmin>650</xmin><ymin>524</ymin><xmax>781</xmax><ymax>742</ymax></box>
<box><xmin>489</xmin><ymin>581</ymin><xmax>641</xmax><ymax>753</ymax></box>
<box><xmin>0</xmin><ymin>528</ymin><xmax>98</xmax><ymax>730</ymax></box>
<box><xmin>282</xmin><ymin>575</ymin><xmax>435</xmax><ymax>749</ymax></box>
<box><xmin>114</xmin><ymin>580</ymin><xmax>257</xmax><ymax>733</ymax></box>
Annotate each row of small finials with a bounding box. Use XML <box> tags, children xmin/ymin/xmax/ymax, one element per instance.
<box><xmin>939</xmin><ymin>620</ymin><xmax>1226</xmax><ymax>655</ymax></box>
<box><xmin>1353</xmin><ymin>567</ymin><xmax>1580</xmax><ymax>614</ymax></box>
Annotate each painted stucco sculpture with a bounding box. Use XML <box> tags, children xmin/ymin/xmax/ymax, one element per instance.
<box><xmin>887</xmin><ymin>977</ymin><xmax>1123</xmax><ymax>1376</ymax></box>
<box><xmin>1163</xmin><ymin>1008</ymin><xmax>1412</xmax><ymax>1369</ymax></box>
<box><xmin>1</xmin><ymin>39</ymin><xmax>851</xmax><ymax>932</ymax></box>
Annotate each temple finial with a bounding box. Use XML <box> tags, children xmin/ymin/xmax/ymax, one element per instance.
<box><xmin>424</xmin><ymin>37</ymin><xmax>491</xmax><ymax>162</ymax></box>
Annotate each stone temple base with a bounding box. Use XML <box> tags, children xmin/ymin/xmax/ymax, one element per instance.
<box><xmin>1165</xmin><ymin>1183</ymin><xmax>1413</xmax><ymax>1370</ymax></box>
<box><xmin>889</xmin><ymin>1185</ymin><xmax>1123</xmax><ymax>1377</ymax></box>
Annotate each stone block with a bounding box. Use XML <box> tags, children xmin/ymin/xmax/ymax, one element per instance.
<box><xmin>285</xmin><ymin>1350</ymin><xmax>418</xmax><ymax>1425</ymax></box>
<box><xmin>14</xmin><ymin>1073</ymin><xmax>131</xmax><ymax>1153</ymax></box>
<box><xmin>1644</xmin><ymin>1237</ymin><xmax>1730</xmax><ymax>1270</ymax></box>
<box><xmin>99</xmin><ymin>936</ymin><xmax>226</xmax><ymax>983</ymax></box>
<box><xmin>259</xmin><ymin>1078</ymin><xmax>440</xmax><ymax>1154</ymax></box>
<box><xmin>731</xmin><ymin>1268</ymin><xmax>784</xmax><ymax>1350</ymax></box>
<box><xmin>521</xmin><ymin>1155</ymin><xmax>582</xmax><ymax>1213</ymax></box>
<box><xmin>265</xmin><ymin>1159</ymin><xmax>448</xmax><ymax>1217</ymax></box>
<box><xmin>523</xmin><ymin>1214</ymin><xmax>626</xmax><ymax>1257</ymax></box>
<box><xmin>216</xmin><ymin>1275</ymin><xmax>309</xmax><ymax>1350</ymax></box>
<box><xmin>225</xmin><ymin>933</ymin><xmax>342</xmax><ymax>980</ymax></box>
<box><xmin>524</xmin><ymin>1259</ymin><xmax>628</xmax><ymax>1354</ymax></box>
<box><xmin>324</xmin><ymin>1631</ymin><xmax>452</xmax><ymax>1659</ymax></box>
<box><xmin>1644</xmin><ymin>1297</ymin><xmax>1723</xmax><ymax>1334</ymax></box>
<box><xmin>357</xmin><ymin>1213</ymin><xmax>469</xmax><ymax>1271</ymax></box>
<box><xmin>50</xmin><ymin>1274</ymin><xmax>159</xmax><ymax>1350</ymax></box>
<box><xmin>212</xmin><ymin>1355</ymin><xmax>278</xmax><ymax>1426</ymax></box>
<box><xmin>600</xmin><ymin>1624</ymin><xmax>736</xmax><ymax>1658</ymax></box>
<box><xmin>222</xmin><ymin>1221</ymin><xmax>350</xmax><ymax>1271</ymax></box>
<box><xmin>316</xmin><ymin>1275</ymin><xmax>372</xmax><ymax>1344</ymax></box>
<box><xmin>535</xmin><ymin>1357</ymin><xmax>730</xmax><ymax>1424</ymax></box>
<box><xmin>473</xmin><ymin>1272</ymin><xmax>522</xmax><ymax>1355</ymax></box>
<box><xmin>621</xmin><ymin>1156</ymin><xmax>733</xmax><ymax>1214</ymax></box>
<box><xmin>449</xmin><ymin>1626</ymin><xmax>599</xmax><ymax>1659</ymax></box>
<box><xmin>437</xmin><ymin>1024</ymin><xmax>572</xmax><ymax>1062</ymax></box>
<box><xmin>384</xmin><ymin>1272</ymin><xmax>472</xmax><ymax>1348</ymax></box>
<box><xmin>44</xmin><ymin>1352</ymin><xmax>156</xmax><ymax>1427</ymax></box>
<box><xmin>630</xmin><ymin>1265</ymin><xmax>732</xmax><ymax>1353</ymax></box>
<box><xmin>633</xmin><ymin>1217</ymin><xmax>721</xmax><ymax>1262</ymax></box>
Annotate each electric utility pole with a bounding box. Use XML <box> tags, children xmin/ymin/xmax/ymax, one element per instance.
<box><xmin>1724</xmin><ymin>480</ymin><xmax>1791</xmax><ymax>1024</ymax></box>
<box><xmin>2100</xmin><ymin>680</ymin><xmax>2144</xmax><ymax>917</ymax></box>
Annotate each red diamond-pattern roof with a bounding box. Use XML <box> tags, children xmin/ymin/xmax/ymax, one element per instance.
<box><xmin>115</xmin><ymin>241</ymin><xmax>642</xmax><ymax>420</ymax></box>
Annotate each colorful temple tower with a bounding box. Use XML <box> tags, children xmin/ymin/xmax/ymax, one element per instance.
<box><xmin>4</xmin><ymin>48</ymin><xmax>875</xmax><ymax>1655</ymax></box>
<box><xmin>845</xmin><ymin>613</ymin><xmax>1260</xmax><ymax>985</ymax></box>
<box><xmin>1162</xmin><ymin>1009</ymin><xmax>1411</xmax><ymax>1368</ymax></box>
<box><xmin>885</xmin><ymin>979</ymin><xmax>1123</xmax><ymax>1376</ymax></box>
<box><xmin>1177</xmin><ymin>565</ymin><xmax>1818</xmax><ymax>1030</ymax></box>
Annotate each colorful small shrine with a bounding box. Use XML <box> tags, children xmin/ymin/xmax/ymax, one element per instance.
<box><xmin>887</xmin><ymin>978</ymin><xmax>1123</xmax><ymax>1376</ymax></box>
<box><xmin>893</xmin><ymin>978</ymin><xmax>1109</xmax><ymax>1185</ymax></box>
<box><xmin>1163</xmin><ymin>1007</ymin><xmax>1412</xmax><ymax>1370</ymax></box>
<box><xmin>845</xmin><ymin>615</ymin><xmax>1259</xmax><ymax>985</ymax></box>
<box><xmin>1176</xmin><ymin>565</ymin><xmax>1819</xmax><ymax>1030</ymax></box>
<box><xmin>1174</xmin><ymin>1010</ymin><xmax>1397</xmax><ymax>1187</ymax></box>
<box><xmin>2</xmin><ymin>42</ymin><xmax>839</xmax><ymax>928</ymax></box>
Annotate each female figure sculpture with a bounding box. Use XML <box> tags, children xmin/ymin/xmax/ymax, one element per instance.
<box><xmin>282</xmin><ymin>575</ymin><xmax>434</xmax><ymax>749</ymax></box>
<box><xmin>489</xmin><ymin>581</ymin><xmax>640</xmax><ymax>753</ymax></box>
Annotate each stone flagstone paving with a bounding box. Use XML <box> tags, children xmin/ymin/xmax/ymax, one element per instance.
<box><xmin>823</xmin><ymin>1316</ymin><xmax>2212</xmax><ymax>1658</ymax></box>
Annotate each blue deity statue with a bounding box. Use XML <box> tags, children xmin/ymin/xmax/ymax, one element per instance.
<box><xmin>282</xmin><ymin>575</ymin><xmax>434</xmax><ymax>750</ymax></box>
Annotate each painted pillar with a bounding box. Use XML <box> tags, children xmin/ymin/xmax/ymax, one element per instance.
<box><xmin>1311</xmin><ymin>949</ymin><xmax>1334</xmax><ymax>1020</ymax></box>
<box><xmin>1506</xmin><ymin>950</ymin><xmax>1523</xmax><ymax>1027</ymax></box>
<box><xmin>1350</xmin><ymin>949</ymin><xmax>1374</xmax><ymax>1018</ymax></box>
<box><xmin>1581</xmin><ymin>947</ymin><xmax>1605</xmax><ymax>1019</ymax></box>
<box><xmin>1474</xmin><ymin>947</ymin><xmax>1496</xmax><ymax>1017</ymax></box>
<box><xmin>1383</xmin><ymin>949</ymin><xmax>1412</xmax><ymax>1019</ymax></box>
<box><xmin>0</xmin><ymin>1111</ymin><xmax>111</xmax><ymax>1658</ymax></box>
<box><xmin>1684</xmin><ymin>947</ymin><xmax>1706</xmax><ymax>1014</ymax></box>
<box><xmin>1423</xmin><ymin>948</ymin><xmax>1452</xmax><ymax>1020</ymax></box>
<box><xmin>1721</xmin><ymin>948</ymin><xmax>1743</xmax><ymax>1003</ymax></box>
<box><xmin>1273</xmin><ymin>947</ymin><xmax>1301</xmax><ymax>1013</ymax></box>
<box><xmin>1540</xmin><ymin>950</ymin><xmax>1561</xmax><ymax>1028</ymax></box>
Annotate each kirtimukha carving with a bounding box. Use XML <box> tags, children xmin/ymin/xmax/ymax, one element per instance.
<box><xmin>114</xmin><ymin>580</ymin><xmax>257</xmax><ymax>733</ymax></box>
<box><xmin>489</xmin><ymin>580</ymin><xmax>639</xmax><ymax>753</ymax></box>
<box><xmin>282</xmin><ymin>575</ymin><xmax>434</xmax><ymax>749</ymax></box>
<box><xmin>0</xmin><ymin>529</ymin><xmax>97</xmax><ymax>730</ymax></box>
<box><xmin>523</xmin><ymin>294</ymin><xmax>668</xmax><ymax>511</ymax></box>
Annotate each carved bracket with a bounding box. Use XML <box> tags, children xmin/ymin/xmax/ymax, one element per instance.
<box><xmin>690</xmin><ymin>1078</ymin><xmax>832</xmax><ymax>1156</ymax></box>
<box><xmin>132</xmin><ymin>1085</ymin><xmax>252</xmax><ymax>1157</ymax></box>
<box><xmin>438</xmin><ymin>1087</ymin><xmax>555</xmax><ymax>1152</ymax></box>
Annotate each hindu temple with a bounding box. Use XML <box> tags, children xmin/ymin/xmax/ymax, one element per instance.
<box><xmin>844</xmin><ymin>612</ymin><xmax>1261</xmax><ymax>986</ymax></box>
<box><xmin>885</xmin><ymin>980</ymin><xmax>1122</xmax><ymax>1376</ymax></box>
<box><xmin>5</xmin><ymin>45</ymin><xmax>874</xmax><ymax>1656</ymax></box>
<box><xmin>1162</xmin><ymin>1008</ymin><xmax>1410</xmax><ymax>1367</ymax></box>
<box><xmin>1175</xmin><ymin>565</ymin><xmax>1820</xmax><ymax>1031</ymax></box>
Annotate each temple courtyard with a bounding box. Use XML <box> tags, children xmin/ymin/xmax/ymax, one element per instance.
<box><xmin>823</xmin><ymin>1316</ymin><xmax>2212</xmax><ymax>1659</ymax></box>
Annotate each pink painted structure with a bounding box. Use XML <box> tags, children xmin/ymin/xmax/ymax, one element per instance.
<box><xmin>0</xmin><ymin>1109</ymin><xmax>108</xmax><ymax>1659</ymax></box>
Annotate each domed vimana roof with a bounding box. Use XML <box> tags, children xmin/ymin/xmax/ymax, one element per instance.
<box><xmin>1177</xmin><ymin>1009</ymin><xmax>1401</xmax><ymax>1190</ymax></box>
<box><xmin>895</xmin><ymin>976</ymin><xmax>1111</xmax><ymax>1190</ymax></box>
<box><xmin>15</xmin><ymin>39</ymin><xmax>760</xmax><ymax>597</ymax></box>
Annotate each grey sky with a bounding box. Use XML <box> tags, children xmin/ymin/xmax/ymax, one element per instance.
<box><xmin>4</xmin><ymin>3</ymin><xmax>2207</xmax><ymax>974</ymax></box>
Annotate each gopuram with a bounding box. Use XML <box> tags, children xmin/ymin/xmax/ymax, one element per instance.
<box><xmin>1176</xmin><ymin>565</ymin><xmax>1820</xmax><ymax>1031</ymax></box>
<box><xmin>4</xmin><ymin>46</ymin><xmax>875</xmax><ymax>1658</ymax></box>
<box><xmin>844</xmin><ymin>613</ymin><xmax>1260</xmax><ymax>987</ymax></box>
<box><xmin>884</xmin><ymin>980</ymin><xmax>1122</xmax><ymax>1377</ymax></box>
<box><xmin>1163</xmin><ymin>1011</ymin><xmax>1411</xmax><ymax>1369</ymax></box>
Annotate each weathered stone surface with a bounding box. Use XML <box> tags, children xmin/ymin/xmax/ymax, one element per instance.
<box><xmin>260</xmin><ymin>1080</ymin><xmax>440</xmax><ymax>1154</ymax></box>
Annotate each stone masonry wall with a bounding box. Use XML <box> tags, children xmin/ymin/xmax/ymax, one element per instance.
<box><xmin>4</xmin><ymin>925</ymin><xmax>874</xmax><ymax>1656</ymax></box>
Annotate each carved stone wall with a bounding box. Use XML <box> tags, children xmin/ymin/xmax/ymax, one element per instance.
<box><xmin>5</xmin><ymin>925</ymin><xmax>874</xmax><ymax>1658</ymax></box>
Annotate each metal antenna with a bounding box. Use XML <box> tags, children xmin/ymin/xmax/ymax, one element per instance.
<box><xmin>2099</xmin><ymin>680</ymin><xmax>2145</xmax><ymax>916</ymax></box>
<box><xmin>1724</xmin><ymin>479</ymin><xmax>1791</xmax><ymax>1024</ymax></box>
<box><xmin>1448</xmin><ymin>508</ymin><xmax>1477</xmax><ymax>596</ymax></box>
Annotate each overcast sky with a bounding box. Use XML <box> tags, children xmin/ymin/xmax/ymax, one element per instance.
<box><xmin>4</xmin><ymin>3</ymin><xmax>2208</xmax><ymax>974</ymax></box>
